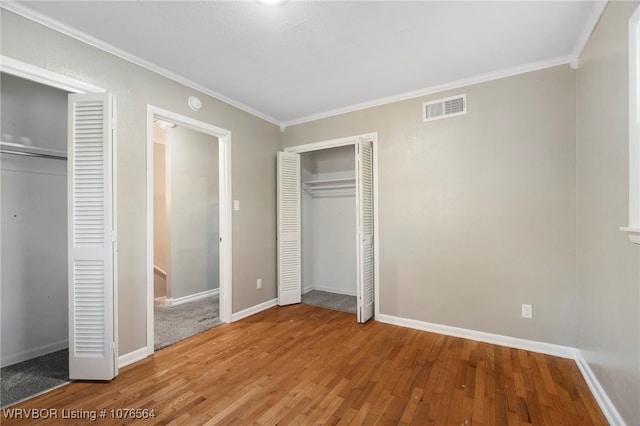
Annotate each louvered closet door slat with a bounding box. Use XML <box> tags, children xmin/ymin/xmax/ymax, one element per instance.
<box><xmin>68</xmin><ymin>93</ymin><xmax>116</xmax><ymax>380</ymax></box>
<box><xmin>357</xmin><ymin>140</ymin><xmax>375</xmax><ymax>323</ymax></box>
<box><xmin>277</xmin><ymin>152</ymin><xmax>301</xmax><ymax>305</ymax></box>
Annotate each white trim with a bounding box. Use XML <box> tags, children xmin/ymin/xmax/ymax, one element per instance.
<box><xmin>117</xmin><ymin>347</ymin><xmax>147</xmax><ymax>369</ymax></box>
<box><xmin>146</xmin><ymin>105</ymin><xmax>233</xmax><ymax>356</ymax></box>
<box><xmin>2</xmin><ymin>2</ymin><xmax>587</xmax><ymax>129</ymax></box>
<box><xmin>570</xmin><ymin>1</ymin><xmax>609</xmax><ymax>69</ymax></box>
<box><xmin>376</xmin><ymin>314</ymin><xmax>577</xmax><ymax>359</ymax></box>
<box><xmin>231</xmin><ymin>298</ymin><xmax>278</xmax><ymax>322</ymax></box>
<box><xmin>0</xmin><ymin>340</ymin><xmax>68</xmax><ymax>368</ymax></box>
<box><xmin>308</xmin><ymin>285</ymin><xmax>356</xmax><ymax>297</ymax></box>
<box><xmin>0</xmin><ymin>3</ymin><xmax>280</xmax><ymax>127</ymax></box>
<box><xmin>624</xmin><ymin>5</ymin><xmax>640</xmax><ymax>245</ymax></box>
<box><xmin>575</xmin><ymin>350</ymin><xmax>626</xmax><ymax>426</ymax></box>
<box><xmin>373</xmin><ymin>135</ymin><xmax>380</xmax><ymax>321</ymax></box>
<box><xmin>284</xmin><ymin>132</ymin><xmax>380</xmax><ymax>323</ymax></box>
<box><xmin>281</xmin><ymin>56</ymin><xmax>572</xmax><ymax>129</ymax></box>
<box><xmin>620</xmin><ymin>227</ymin><xmax>640</xmax><ymax>244</ymax></box>
<box><xmin>167</xmin><ymin>288</ymin><xmax>220</xmax><ymax>307</ymax></box>
<box><xmin>376</xmin><ymin>313</ymin><xmax>624</xmax><ymax>422</ymax></box>
<box><xmin>0</xmin><ymin>55</ymin><xmax>104</xmax><ymax>94</ymax></box>
<box><xmin>285</xmin><ymin>132</ymin><xmax>378</xmax><ymax>154</ymax></box>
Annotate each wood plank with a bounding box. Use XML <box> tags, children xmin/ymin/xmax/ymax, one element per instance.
<box><xmin>0</xmin><ymin>305</ymin><xmax>607</xmax><ymax>425</ymax></box>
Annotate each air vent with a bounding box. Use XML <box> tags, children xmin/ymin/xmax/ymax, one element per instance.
<box><xmin>423</xmin><ymin>94</ymin><xmax>467</xmax><ymax>122</ymax></box>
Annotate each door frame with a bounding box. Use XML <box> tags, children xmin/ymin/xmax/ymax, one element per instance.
<box><xmin>145</xmin><ymin>105</ymin><xmax>233</xmax><ymax>355</ymax></box>
<box><xmin>284</xmin><ymin>132</ymin><xmax>380</xmax><ymax>319</ymax></box>
<box><xmin>0</xmin><ymin>56</ymin><xmax>117</xmax><ymax>374</ymax></box>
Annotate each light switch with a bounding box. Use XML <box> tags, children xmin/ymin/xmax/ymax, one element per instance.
<box><xmin>234</xmin><ymin>200</ymin><xmax>240</xmax><ymax>211</ymax></box>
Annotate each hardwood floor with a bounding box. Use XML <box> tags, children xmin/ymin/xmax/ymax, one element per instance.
<box><xmin>1</xmin><ymin>304</ymin><xmax>606</xmax><ymax>425</ymax></box>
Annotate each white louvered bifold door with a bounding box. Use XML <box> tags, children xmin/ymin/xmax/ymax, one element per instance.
<box><xmin>356</xmin><ymin>140</ymin><xmax>374</xmax><ymax>323</ymax></box>
<box><xmin>68</xmin><ymin>93</ymin><xmax>117</xmax><ymax>381</ymax></box>
<box><xmin>277</xmin><ymin>151</ymin><xmax>301</xmax><ymax>305</ymax></box>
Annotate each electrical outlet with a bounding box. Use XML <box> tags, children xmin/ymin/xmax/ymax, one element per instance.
<box><xmin>257</xmin><ymin>278</ymin><xmax>262</xmax><ymax>289</ymax></box>
<box><xmin>521</xmin><ymin>304</ymin><xmax>532</xmax><ymax>319</ymax></box>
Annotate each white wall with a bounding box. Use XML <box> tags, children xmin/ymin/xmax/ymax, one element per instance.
<box><xmin>0</xmin><ymin>74</ymin><xmax>68</xmax><ymax>367</ymax></box>
<box><xmin>301</xmin><ymin>146</ymin><xmax>356</xmax><ymax>296</ymax></box>
<box><xmin>168</xmin><ymin>125</ymin><xmax>219</xmax><ymax>300</ymax></box>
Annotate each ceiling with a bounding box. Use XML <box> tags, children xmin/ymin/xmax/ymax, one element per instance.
<box><xmin>5</xmin><ymin>1</ymin><xmax>601</xmax><ymax>127</ymax></box>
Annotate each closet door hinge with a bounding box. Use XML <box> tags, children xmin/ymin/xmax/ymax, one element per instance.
<box><xmin>111</xmin><ymin>342</ymin><xmax>118</xmax><ymax>355</ymax></box>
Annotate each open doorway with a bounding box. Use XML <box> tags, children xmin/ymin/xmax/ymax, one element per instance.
<box><xmin>152</xmin><ymin>120</ymin><xmax>220</xmax><ymax>350</ymax></box>
<box><xmin>146</xmin><ymin>106</ymin><xmax>232</xmax><ymax>355</ymax></box>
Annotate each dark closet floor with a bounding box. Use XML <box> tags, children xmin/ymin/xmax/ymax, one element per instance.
<box><xmin>302</xmin><ymin>290</ymin><xmax>357</xmax><ymax>314</ymax></box>
<box><xmin>1</xmin><ymin>349</ymin><xmax>70</xmax><ymax>408</ymax></box>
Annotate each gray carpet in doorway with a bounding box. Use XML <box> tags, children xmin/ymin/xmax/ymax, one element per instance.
<box><xmin>1</xmin><ymin>349</ymin><xmax>69</xmax><ymax>408</ymax></box>
<box><xmin>302</xmin><ymin>290</ymin><xmax>357</xmax><ymax>314</ymax></box>
<box><xmin>155</xmin><ymin>294</ymin><xmax>221</xmax><ymax>351</ymax></box>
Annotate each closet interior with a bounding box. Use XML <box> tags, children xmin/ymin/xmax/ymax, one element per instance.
<box><xmin>300</xmin><ymin>145</ymin><xmax>357</xmax><ymax>314</ymax></box>
<box><xmin>0</xmin><ymin>72</ymin><xmax>70</xmax><ymax>406</ymax></box>
<box><xmin>278</xmin><ymin>138</ymin><xmax>374</xmax><ymax>322</ymax></box>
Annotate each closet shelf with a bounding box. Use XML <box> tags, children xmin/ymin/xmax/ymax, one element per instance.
<box><xmin>303</xmin><ymin>177</ymin><xmax>355</xmax><ymax>186</ymax></box>
<box><xmin>302</xmin><ymin>178</ymin><xmax>356</xmax><ymax>197</ymax></box>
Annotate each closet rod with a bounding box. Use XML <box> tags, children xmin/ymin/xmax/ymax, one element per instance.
<box><xmin>0</xmin><ymin>149</ymin><xmax>67</xmax><ymax>161</ymax></box>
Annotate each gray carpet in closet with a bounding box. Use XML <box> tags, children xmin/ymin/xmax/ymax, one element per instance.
<box><xmin>302</xmin><ymin>290</ymin><xmax>357</xmax><ymax>314</ymax></box>
<box><xmin>154</xmin><ymin>294</ymin><xmax>222</xmax><ymax>351</ymax></box>
<box><xmin>1</xmin><ymin>349</ymin><xmax>69</xmax><ymax>408</ymax></box>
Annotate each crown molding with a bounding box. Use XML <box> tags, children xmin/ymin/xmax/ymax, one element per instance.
<box><xmin>282</xmin><ymin>56</ymin><xmax>573</xmax><ymax>129</ymax></box>
<box><xmin>0</xmin><ymin>1</ymin><xmax>282</xmax><ymax>127</ymax></box>
<box><xmin>569</xmin><ymin>0</ymin><xmax>608</xmax><ymax>69</ymax></box>
<box><xmin>3</xmin><ymin>1</ymin><xmax>593</xmax><ymax>130</ymax></box>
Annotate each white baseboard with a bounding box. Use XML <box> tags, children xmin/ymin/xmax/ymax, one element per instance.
<box><xmin>231</xmin><ymin>298</ymin><xmax>278</xmax><ymax>322</ymax></box>
<box><xmin>302</xmin><ymin>286</ymin><xmax>314</xmax><ymax>295</ymax></box>
<box><xmin>309</xmin><ymin>285</ymin><xmax>357</xmax><ymax>297</ymax></box>
<box><xmin>168</xmin><ymin>288</ymin><xmax>219</xmax><ymax>307</ymax></box>
<box><xmin>575</xmin><ymin>350</ymin><xmax>625</xmax><ymax>425</ymax></box>
<box><xmin>376</xmin><ymin>314</ymin><xmax>576</xmax><ymax>359</ymax></box>
<box><xmin>118</xmin><ymin>347</ymin><xmax>148</xmax><ymax>369</ymax></box>
<box><xmin>1</xmin><ymin>339</ymin><xmax>68</xmax><ymax>368</ymax></box>
<box><xmin>376</xmin><ymin>313</ymin><xmax>626</xmax><ymax>423</ymax></box>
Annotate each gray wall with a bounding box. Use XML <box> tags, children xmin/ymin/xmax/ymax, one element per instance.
<box><xmin>169</xmin><ymin>125</ymin><xmax>219</xmax><ymax>299</ymax></box>
<box><xmin>284</xmin><ymin>65</ymin><xmax>578</xmax><ymax>346</ymax></box>
<box><xmin>576</xmin><ymin>1</ymin><xmax>640</xmax><ymax>423</ymax></box>
<box><xmin>1</xmin><ymin>74</ymin><xmax>69</xmax><ymax>366</ymax></box>
<box><xmin>0</xmin><ymin>72</ymin><xmax>68</xmax><ymax>150</ymax></box>
<box><xmin>153</xmin><ymin>134</ymin><xmax>167</xmax><ymax>299</ymax></box>
<box><xmin>1</xmin><ymin>157</ymin><xmax>68</xmax><ymax>366</ymax></box>
<box><xmin>153</xmin><ymin>127</ymin><xmax>168</xmax><ymax>274</ymax></box>
<box><xmin>0</xmin><ymin>10</ymin><xmax>281</xmax><ymax>355</ymax></box>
